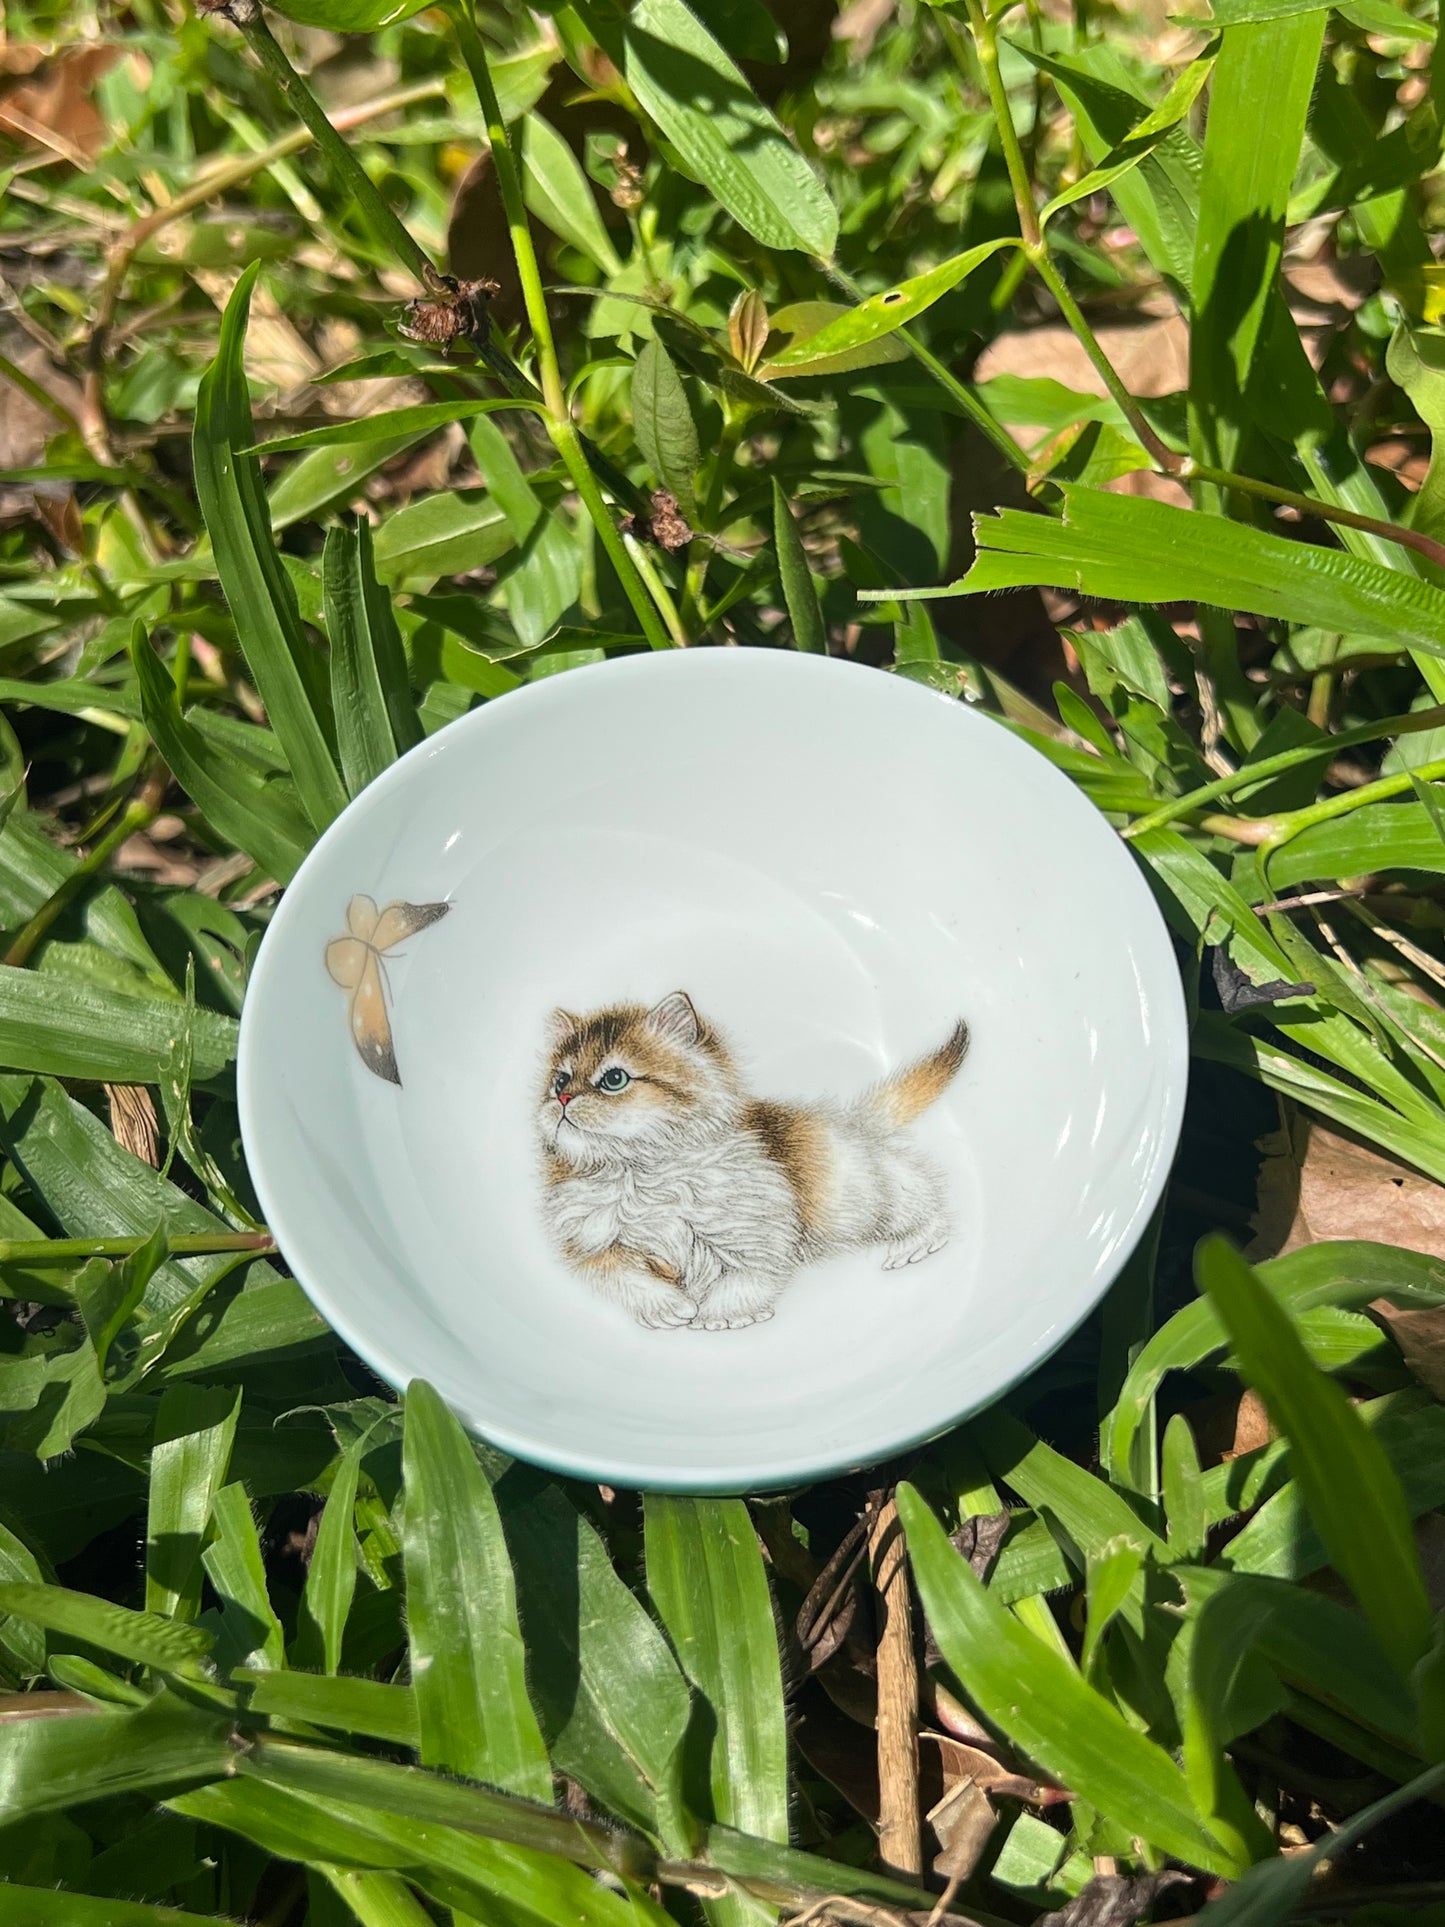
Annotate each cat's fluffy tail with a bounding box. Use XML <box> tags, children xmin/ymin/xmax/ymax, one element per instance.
<box><xmin>867</xmin><ymin>1020</ymin><xmax>970</xmax><ymax>1128</ymax></box>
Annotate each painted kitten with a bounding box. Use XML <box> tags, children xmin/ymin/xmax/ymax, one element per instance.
<box><xmin>537</xmin><ymin>992</ymin><xmax>969</xmax><ymax>1331</ymax></box>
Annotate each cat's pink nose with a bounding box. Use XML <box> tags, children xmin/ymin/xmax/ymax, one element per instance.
<box><xmin>556</xmin><ymin>1092</ymin><xmax>572</xmax><ymax>1107</ymax></box>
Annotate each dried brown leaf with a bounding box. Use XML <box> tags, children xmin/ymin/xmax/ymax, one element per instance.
<box><xmin>1034</xmin><ymin>1870</ymin><xmax>1192</xmax><ymax>1927</ymax></box>
<box><xmin>926</xmin><ymin>1772</ymin><xmax>996</xmax><ymax>1883</ymax></box>
<box><xmin>1249</xmin><ymin>1114</ymin><xmax>1445</xmax><ymax>1263</ymax></box>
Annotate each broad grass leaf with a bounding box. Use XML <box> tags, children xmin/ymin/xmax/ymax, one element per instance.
<box><xmin>757</xmin><ymin>300</ymin><xmax>908</xmax><ymax>379</ymax></box>
<box><xmin>468</xmin><ymin>416</ymin><xmax>581</xmax><ymax>648</ymax></box>
<box><xmin>496</xmin><ymin>1465</ymin><xmax>690</xmax><ymax>1840</ymax></box>
<box><xmin>1039</xmin><ymin>54</ymin><xmax>1214</xmax><ymax>226</ymax></box>
<box><xmin>975</xmin><ymin>1409</ymin><xmax>1167</xmax><ymax>1561</ymax></box>
<box><xmin>772</xmin><ymin>480</ymin><xmax>825</xmax><ymax>654</ymax></box>
<box><xmin>1197</xmin><ymin>1237</ymin><xmax>1432</xmax><ymax>1674</ymax></box>
<box><xmin>762</xmin><ymin>240</ymin><xmax>1015</xmax><ymax>368</ymax></box>
<box><xmin>897</xmin><ymin>1484</ymin><xmax>1240</xmax><ymax>1874</ymax></box>
<box><xmin>400</xmin><ymin>1380</ymin><xmax>550</xmax><ymax>1800</ymax></box>
<box><xmin>0</xmin><ymin>962</ymin><xmax>235</xmax><ymax>1086</ymax></box>
<box><xmin>131</xmin><ymin>629</ymin><xmax>312</xmax><ymax>883</ymax></box>
<box><xmin>238</xmin><ymin>1671</ymin><xmax>420</xmax><ymax>1747</ymax></box>
<box><xmin>192</xmin><ymin>265</ymin><xmax>347</xmax><ymax>832</ymax></box>
<box><xmin>1386</xmin><ymin>325</ymin><xmax>1445</xmax><ymax>541</ymax></box>
<box><xmin>1163</xmin><ymin>1414</ymin><xmax>1206</xmax><ymax>1559</ymax></box>
<box><xmin>645</xmin><ymin>1495</ymin><xmax>788</xmax><ymax>1920</ymax></box>
<box><xmin>159</xmin><ymin>1281</ymin><xmax>329</xmax><ymax>1380</ymax></box>
<box><xmin>0</xmin><ymin>1581</ymin><xmax>213</xmax><ymax>1675</ymax></box>
<box><xmin>1256</xmin><ymin>797</ymin><xmax>1445</xmax><ymax>888</ymax></box>
<box><xmin>249</xmin><ymin>398</ymin><xmax>543</xmax><ymax>457</ymax></box>
<box><xmin>294</xmin><ymin>1440</ymin><xmax>361</xmax><ymax>1675</ymax></box>
<box><xmin>926</xmin><ymin>486</ymin><xmax>1445</xmax><ymax>657</ymax></box>
<box><xmin>1176</xmin><ymin>1582</ymin><xmax>1289</xmax><ymax>1863</ymax></box>
<box><xmin>324</xmin><ymin>520</ymin><xmax>423</xmax><ymax>798</ymax></box>
<box><xmin>519</xmin><ymin>114</ymin><xmax>621</xmax><ymax>274</ymax></box>
<box><xmin>146</xmin><ymin>1384</ymin><xmax>242</xmax><ymax>1621</ymax></box>
<box><xmin>1082</xmin><ymin>1539</ymin><xmax>1144</xmax><ymax>1675</ymax></box>
<box><xmin>75</xmin><ymin>1222</ymin><xmax>167</xmax><ymax>1374</ymax></box>
<box><xmin>1189</xmin><ymin>12</ymin><xmax>1325</xmax><ymax>471</ymax></box>
<box><xmin>617</xmin><ymin>0</ymin><xmax>838</xmax><ymax>255</ymax></box>
<box><xmin>0</xmin><ymin>1693</ymin><xmax>232</xmax><ymax>1824</ymax></box>
<box><xmin>267</xmin><ymin>434</ymin><xmax>438</xmax><ymax>533</ymax></box>
<box><xmin>202</xmin><ymin>1483</ymin><xmax>285</xmax><ymax>1673</ymax></box>
<box><xmin>372</xmin><ymin>492</ymin><xmax>517</xmax><ymax>583</ymax></box>
<box><xmin>250</xmin><ymin>0</ymin><xmax>431</xmax><ymax>27</ymax></box>
<box><xmin>0</xmin><ymin>1891</ymin><xmax>242</xmax><ymax>1925</ymax></box>
<box><xmin>632</xmin><ymin>339</ymin><xmax>701</xmax><ymax>517</ymax></box>
<box><xmin>0</xmin><ymin>1518</ymin><xmax>45</xmax><ymax>1680</ymax></box>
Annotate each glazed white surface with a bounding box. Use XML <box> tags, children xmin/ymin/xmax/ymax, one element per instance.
<box><xmin>237</xmin><ymin>648</ymin><xmax>1187</xmax><ymax>1490</ymax></box>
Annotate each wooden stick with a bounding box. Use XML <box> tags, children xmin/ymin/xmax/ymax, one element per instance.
<box><xmin>868</xmin><ymin>1493</ymin><xmax>923</xmax><ymax>1878</ymax></box>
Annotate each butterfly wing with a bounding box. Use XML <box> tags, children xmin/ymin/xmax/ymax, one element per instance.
<box><xmin>325</xmin><ymin>935</ymin><xmax>368</xmax><ymax>989</ymax></box>
<box><xmin>349</xmin><ymin>948</ymin><xmax>401</xmax><ymax>1085</ymax></box>
<box><xmin>347</xmin><ymin>895</ymin><xmax>380</xmax><ymax>942</ymax></box>
<box><xmin>372</xmin><ymin>899</ymin><xmax>450</xmax><ymax>952</ymax></box>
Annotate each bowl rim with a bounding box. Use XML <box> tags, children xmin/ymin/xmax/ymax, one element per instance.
<box><xmin>238</xmin><ymin>646</ymin><xmax>1189</xmax><ymax>1493</ymax></box>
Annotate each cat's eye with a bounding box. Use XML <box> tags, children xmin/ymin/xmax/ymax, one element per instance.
<box><xmin>551</xmin><ymin>1070</ymin><xmax>570</xmax><ymax>1096</ymax></box>
<box><xmin>596</xmin><ymin>1066</ymin><xmax>630</xmax><ymax>1093</ymax></box>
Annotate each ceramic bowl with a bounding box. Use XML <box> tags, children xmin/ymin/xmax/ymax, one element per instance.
<box><xmin>237</xmin><ymin>648</ymin><xmax>1186</xmax><ymax>1491</ymax></box>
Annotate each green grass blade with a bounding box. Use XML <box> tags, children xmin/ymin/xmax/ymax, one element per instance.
<box><xmin>896</xmin><ymin>1482</ymin><xmax>1242</xmax><ymax>1875</ymax></box>
<box><xmin>644</xmin><ymin>1495</ymin><xmax>789</xmax><ymax>1915</ymax></box>
<box><xmin>764</xmin><ymin>240</ymin><xmax>1015</xmax><ymax>366</ymax></box>
<box><xmin>249</xmin><ymin>396</ymin><xmax>544</xmax><ymax>457</ymax></box>
<box><xmin>616</xmin><ymin>0</ymin><xmax>837</xmax><ymax>254</ymax></box>
<box><xmin>130</xmin><ymin>629</ymin><xmax>312</xmax><ymax>883</ymax></box>
<box><xmin>202</xmin><ymin>1482</ymin><xmax>285</xmax><ymax>1672</ymax></box>
<box><xmin>1196</xmin><ymin>1236</ymin><xmax>1433</xmax><ymax>1675</ymax></box>
<box><xmin>400</xmin><ymin>1380</ymin><xmax>551</xmax><ymax>1800</ymax></box>
<box><xmin>0</xmin><ymin>965</ymin><xmax>235</xmax><ymax>1086</ymax></box>
<box><xmin>905</xmin><ymin>487</ymin><xmax>1445</xmax><ymax>655</ymax></box>
<box><xmin>323</xmin><ymin>520</ymin><xmax>423</xmax><ymax>798</ymax></box>
<box><xmin>314</xmin><ymin>1869</ymin><xmax>435</xmax><ymax>1927</ymax></box>
<box><xmin>468</xmin><ymin>417</ymin><xmax>580</xmax><ymax>650</ymax></box>
<box><xmin>295</xmin><ymin>1441</ymin><xmax>360</xmax><ymax>1675</ymax></box>
<box><xmin>0</xmin><ymin>1581</ymin><xmax>212</xmax><ymax>1675</ymax></box>
<box><xmin>0</xmin><ymin>1694</ymin><xmax>232</xmax><ymax>1824</ymax></box>
<box><xmin>496</xmin><ymin>1465</ymin><xmax>691</xmax><ymax>1839</ymax></box>
<box><xmin>192</xmin><ymin>264</ymin><xmax>347</xmax><ymax>833</ymax></box>
<box><xmin>0</xmin><ymin>1891</ymin><xmax>242</xmax><ymax>1926</ymax></box>
<box><xmin>146</xmin><ymin>1384</ymin><xmax>242</xmax><ymax>1621</ymax></box>
<box><xmin>237</xmin><ymin>1670</ymin><xmax>420</xmax><ymax>1747</ymax></box>
<box><xmin>772</xmin><ymin>480</ymin><xmax>825</xmax><ymax>654</ymax></box>
<box><xmin>1189</xmin><ymin>12</ymin><xmax>1326</xmax><ymax>470</ymax></box>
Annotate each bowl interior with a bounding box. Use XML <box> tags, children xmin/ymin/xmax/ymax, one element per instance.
<box><xmin>238</xmin><ymin>650</ymin><xmax>1186</xmax><ymax>1490</ymax></box>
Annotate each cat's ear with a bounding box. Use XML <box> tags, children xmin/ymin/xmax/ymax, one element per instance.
<box><xmin>645</xmin><ymin>991</ymin><xmax>701</xmax><ymax>1047</ymax></box>
<box><xmin>547</xmin><ymin>1008</ymin><xmax>579</xmax><ymax>1050</ymax></box>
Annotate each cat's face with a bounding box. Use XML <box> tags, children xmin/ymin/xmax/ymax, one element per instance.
<box><xmin>539</xmin><ymin>992</ymin><xmax>737</xmax><ymax>1164</ymax></box>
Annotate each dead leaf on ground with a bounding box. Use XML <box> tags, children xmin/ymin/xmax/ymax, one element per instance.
<box><xmin>926</xmin><ymin>1733</ymin><xmax>1070</xmax><ymax>1806</ymax></box>
<box><xmin>1183</xmin><ymin>1387</ymin><xmax>1275</xmax><ymax>1467</ymax></box>
<box><xmin>927</xmin><ymin>1771</ymin><xmax>997</xmax><ymax>1884</ymax></box>
<box><xmin>1248</xmin><ymin>1113</ymin><xmax>1445</xmax><ymax>1263</ymax></box>
<box><xmin>0</xmin><ymin>45</ymin><xmax>118</xmax><ymax>164</ymax></box>
<box><xmin>1369</xmin><ymin>1300</ymin><xmax>1445</xmax><ymax>1398</ymax></box>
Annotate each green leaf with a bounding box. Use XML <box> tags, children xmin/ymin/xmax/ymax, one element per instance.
<box><xmin>373</xmin><ymin>492</ymin><xmax>517</xmax><ymax>585</ymax></box>
<box><xmin>1039</xmin><ymin>54</ymin><xmax>1215</xmax><ymax>226</ymax></box>
<box><xmin>0</xmin><ymin>1891</ymin><xmax>240</xmax><ymax>1925</ymax></box>
<box><xmin>468</xmin><ymin>417</ymin><xmax>581</xmax><ymax>649</ymax></box>
<box><xmin>645</xmin><ymin>1494</ymin><xmax>788</xmax><ymax>1916</ymax></box>
<box><xmin>772</xmin><ymin>479</ymin><xmax>825</xmax><ymax>654</ymax></box>
<box><xmin>147</xmin><ymin>1384</ymin><xmax>242</xmax><ymax>1622</ymax></box>
<box><xmin>1163</xmin><ymin>1415</ymin><xmax>1206</xmax><ymax>1560</ymax></box>
<box><xmin>0</xmin><ymin>1693</ymin><xmax>232</xmax><ymax>1825</ymax></box>
<box><xmin>192</xmin><ymin>264</ymin><xmax>347</xmax><ymax>832</ymax></box>
<box><xmin>631</xmin><ymin>339</ymin><xmax>701</xmax><ymax>517</ymax></box>
<box><xmin>519</xmin><ymin>113</ymin><xmax>622</xmax><ymax>274</ymax></box>
<box><xmin>252</xmin><ymin>0</ymin><xmax>431</xmax><ymax>29</ymax></box>
<box><xmin>131</xmin><ymin>629</ymin><xmax>312</xmax><ymax>884</ymax></box>
<box><xmin>496</xmin><ymin>1465</ymin><xmax>690</xmax><ymax>1839</ymax></box>
<box><xmin>202</xmin><ymin>1482</ymin><xmax>285</xmax><ymax>1673</ymax></box>
<box><xmin>161</xmin><ymin>1278</ymin><xmax>331</xmax><ymax>1378</ymax></box>
<box><xmin>75</xmin><ymin>1220</ymin><xmax>168</xmax><ymax>1374</ymax></box>
<box><xmin>758</xmin><ymin>300</ymin><xmax>909</xmax><ymax>379</ymax></box>
<box><xmin>248</xmin><ymin>398</ymin><xmax>543</xmax><ymax>458</ymax></box>
<box><xmin>618</xmin><ymin>0</ymin><xmax>838</xmax><ymax>255</ymax></box>
<box><xmin>976</xmin><ymin>1408</ymin><xmax>1168</xmax><ymax>1561</ymax></box>
<box><xmin>896</xmin><ymin>1483</ymin><xmax>1241</xmax><ymax>1875</ymax></box>
<box><xmin>1197</xmin><ymin>1237</ymin><xmax>1432</xmax><ymax>1675</ymax></box>
<box><xmin>1188</xmin><ymin>11</ymin><xmax>1326</xmax><ymax>472</ymax></box>
<box><xmin>0</xmin><ymin>1581</ymin><xmax>213</xmax><ymax>1675</ymax></box>
<box><xmin>323</xmin><ymin>518</ymin><xmax>424</xmax><ymax>798</ymax></box>
<box><xmin>238</xmin><ymin>1670</ymin><xmax>420</xmax><ymax>1747</ymax></box>
<box><xmin>763</xmin><ymin>240</ymin><xmax>1015</xmax><ymax>368</ymax></box>
<box><xmin>1387</xmin><ymin>325</ymin><xmax>1445</xmax><ymax>543</ymax></box>
<box><xmin>0</xmin><ymin>963</ymin><xmax>235</xmax><ymax>1085</ymax></box>
<box><xmin>295</xmin><ymin>1439</ymin><xmax>361</xmax><ymax>1675</ymax></box>
<box><xmin>908</xmin><ymin>485</ymin><xmax>1445</xmax><ymax>657</ymax></box>
<box><xmin>401</xmin><ymin>1381</ymin><xmax>551</xmax><ymax>1800</ymax></box>
<box><xmin>1082</xmin><ymin>1539</ymin><xmax>1143</xmax><ymax>1674</ymax></box>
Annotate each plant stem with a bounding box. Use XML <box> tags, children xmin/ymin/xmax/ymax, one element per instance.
<box><xmin>226</xmin><ymin>4</ymin><xmax>440</xmax><ymax>291</ymax></box>
<box><xmin>3</xmin><ymin>761</ymin><xmax>170</xmax><ymax>968</ymax></box>
<box><xmin>1260</xmin><ymin>753</ymin><xmax>1445</xmax><ymax>854</ymax></box>
<box><xmin>445</xmin><ymin>0</ymin><xmax>674</xmax><ymax>651</ymax></box>
<box><xmin>1125</xmin><ymin>701</ymin><xmax>1445</xmax><ymax>836</ymax></box>
<box><xmin>1186</xmin><ymin>458</ymin><xmax>1445</xmax><ymax>574</ymax></box>
<box><xmin>1032</xmin><ymin>254</ymin><xmax>1182</xmax><ymax>472</ymax></box>
<box><xmin>0</xmin><ymin>1232</ymin><xmax>274</xmax><ymax>1268</ymax></box>
<box><xmin>623</xmin><ymin>535</ymin><xmax>690</xmax><ymax>647</ymax></box>
<box><xmin>959</xmin><ymin>0</ymin><xmax>1040</xmax><ymax>249</ymax></box>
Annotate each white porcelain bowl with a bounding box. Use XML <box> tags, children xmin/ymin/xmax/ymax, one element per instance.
<box><xmin>238</xmin><ymin>648</ymin><xmax>1186</xmax><ymax>1491</ymax></box>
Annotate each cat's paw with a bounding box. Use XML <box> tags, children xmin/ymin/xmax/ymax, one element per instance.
<box><xmin>883</xmin><ymin>1233</ymin><xmax>948</xmax><ymax>1270</ymax></box>
<box><xmin>636</xmin><ymin>1297</ymin><xmax>698</xmax><ymax>1329</ymax></box>
<box><xmin>701</xmin><ymin>1306</ymin><xmax>774</xmax><ymax>1331</ymax></box>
